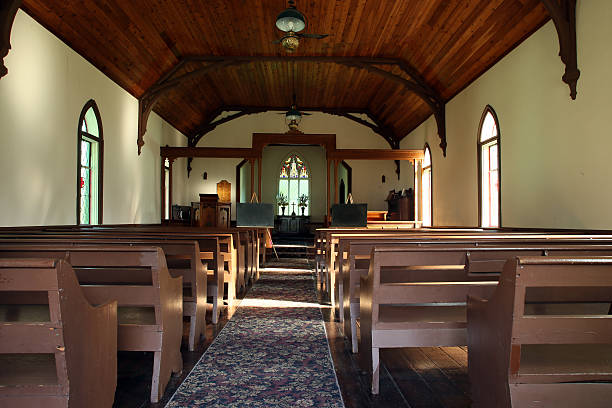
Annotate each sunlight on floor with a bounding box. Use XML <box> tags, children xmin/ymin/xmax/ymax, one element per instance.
<box><xmin>240</xmin><ymin>298</ymin><xmax>331</xmax><ymax>309</ymax></box>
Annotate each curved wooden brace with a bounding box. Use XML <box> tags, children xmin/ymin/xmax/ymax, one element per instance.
<box><xmin>540</xmin><ymin>0</ymin><xmax>579</xmax><ymax>99</ymax></box>
<box><xmin>137</xmin><ymin>56</ymin><xmax>446</xmax><ymax>156</ymax></box>
<box><xmin>0</xmin><ymin>0</ymin><xmax>21</xmax><ymax>80</ymax></box>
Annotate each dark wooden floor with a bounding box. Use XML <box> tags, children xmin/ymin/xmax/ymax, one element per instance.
<box><xmin>114</xmin><ymin>271</ymin><xmax>471</xmax><ymax>408</ymax></box>
<box><xmin>320</xmin><ymin>298</ymin><xmax>471</xmax><ymax>408</ymax></box>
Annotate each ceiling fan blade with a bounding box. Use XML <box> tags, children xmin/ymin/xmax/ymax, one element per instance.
<box><xmin>301</xmin><ymin>112</ymin><xmax>312</xmax><ymax>115</ymax></box>
<box><xmin>272</xmin><ymin>39</ymin><xmax>281</xmax><ymax>44</ymax></box>
<box><xmin>298</xmin><ymin>33</ymin><xmax>329</xmax><ymax>39</ymax></box>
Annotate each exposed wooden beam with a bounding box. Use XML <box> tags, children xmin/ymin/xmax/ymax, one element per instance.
<box><xmin>540</xmin><ymin>0</ymin><xmax>579</xmax><ymax>99</ymax></box>
<box><xmin>137</xmin><ymin>56</ymin><xmax>446</xmax><ymax>156</ymax></box>
<box><xmin>328</xmin><ymin>149</ymin><xmax>424</xmax><ymax>161</ymax></box>
<box><xmin>190</xmin><ymin>106</ymin><xmax>397</xmax><ymax>149</ymax></box>
<box><xmin>0</xmin><ymin>0</ymin><xmax>21</xmax><ymax>80</ymax></box>
<box><xmin>161</xmin><ymin>146</ymin><xmax>258</xmax><ymax>160</ymax></box>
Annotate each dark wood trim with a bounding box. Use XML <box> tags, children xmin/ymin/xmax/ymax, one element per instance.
<box><xmin>342</xmin><ymin>161</ymin><xmax>352</xmax><ymax>196</ymax></box>
<box><xmin>137</xmin><ymin>56</ymin><xmax>446</xmax><ymax>155</ymax></box>
<box><xmin>252</xmin><ymin>133</ymin><xmax>337</xmax><ymax>156</ymax></box>
<box><xmin>0</xmin><ymin>0</ymin><xmax>21</xmax><ymax>80</ymax></box>
<box><xmin>77</xmin><ymin>99</ymin><xmax>103</xmax><ymax>225</ymax></box>
<box><xmin>235</xmin><ymin>159</ymin><xmax>248</xmax><ymax>204</ymax></box>
<box><xmin>477</xmin><ymin>105</ymin><xmax>502</xmax><ymax>228</ymax></box>
<box><xmin>539</xmin><ymin>0</ymin><xmax>579</xmax><ymax>99</ymax></box>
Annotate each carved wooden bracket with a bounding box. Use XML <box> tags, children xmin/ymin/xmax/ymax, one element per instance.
<box><xmin>540</xmin><ymin>0</ymin><xmax>580</xmax><ymax>99</ymax></box>
<box><xmin>0</xmin><ymin>0</ymin><xmax>21</xmax><ymax>80</ymax></box>
<box><xmin>137</xmin><ymin>55</ymin><xmax>447</xmax><ymax>156</ymax></box>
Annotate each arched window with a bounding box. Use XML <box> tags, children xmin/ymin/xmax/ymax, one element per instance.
<box><xmin>77</xmin><ymin>100</ymin><xmax>103</xmax><ymax>225</ymax></box>
<box><xmin>422</xmin><ymin>144</ymin><xmax>433</xmax><ymax>227</ymax></box>
<box><xmin>278</xmin><ymin>154</ymin><xmax>310</xmax><ymax>216</ymax></box>
<box><xmin>478</xmin><ymin>106</ymin><xmax>500</xmax><ymax>228</ymax></box>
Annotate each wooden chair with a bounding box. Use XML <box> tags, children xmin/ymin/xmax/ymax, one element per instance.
<box><xmin>0</xmin><ymin>246</ymin><xmax>183</xmax><ymax>403</ymax></box>
<box><xmin>468</xmin><ymin>256</ymin><xmax>612</xmax><ymax>408</ymax></box>
<box><xmin>0</xmin><ymin>258</ymin><xmax>117</xmax><ymax>407</ymax></box>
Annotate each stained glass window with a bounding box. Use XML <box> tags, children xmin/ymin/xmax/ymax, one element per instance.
<box><xmin>478</xmin><ymin>107</ymin><xmax>500</xmax><ymax>228</ymax></box>
<box><xmin>78</xmin><ymin>100</ymin><xmax>103</xmax><ymax>225</ymax></box>
<box><xmin>278</xmin><ymin>154</ymin><xmax>310</xmax><ymax>216</ymax></box>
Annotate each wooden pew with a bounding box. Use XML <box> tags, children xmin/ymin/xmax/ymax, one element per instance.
<box><xmin>0</xmin><ymin>246</ymin><xmax>183</xmax><ymax>403</ymax></box>
<box><xmin>468</xmin><ymin>256</ymin><xmax>612</xmax><ymax>408</ymax></box>
<box><xmin>0</xmin><ymin>258</ymin><xmax>117</xmax><ymax>407</ymax></box>
<box><xmin>359</xmin><ymin>244</ymin><xmax>612</xmax><ymax>394</ymax></box>
<box><xmin>0</xmin><ymin>229</ymin><xmax>229</xmax><ymax>324</ymax></box>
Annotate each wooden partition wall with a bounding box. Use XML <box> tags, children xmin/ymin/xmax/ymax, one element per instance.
<box><xmin>161</xmin><ymin>132</ymin><xmax>425</xmax><ymax>223</ymax></box>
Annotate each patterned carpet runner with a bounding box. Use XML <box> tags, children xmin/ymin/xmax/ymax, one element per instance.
<box><xmin>166</xmin><ymin>271</ymin><xmax>345</xmax><ymax>407</ymax></box>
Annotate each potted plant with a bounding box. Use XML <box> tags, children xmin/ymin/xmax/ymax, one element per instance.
<box><xmin>276</xmin><ymin>193</ymin><xmax>288</xmax><ymax>215</ymax></box>
<box><xmin>298</xmin><ymin>194</ymin><xmax>308</xmax><ymax>216</ymax></box>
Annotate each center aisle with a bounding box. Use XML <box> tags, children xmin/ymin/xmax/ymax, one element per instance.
<box><xmin>165</xmin><ymin>270</ymin><xmax>345</xmax><ymax>408</ymax></box>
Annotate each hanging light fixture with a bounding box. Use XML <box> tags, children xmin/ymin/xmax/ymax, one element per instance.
<box><xmin>285</xmin><ymin>105</ymin><xmax>302</xmax><ymax>131</ymax></box>
<box><xmin>275</xmin><ymin>1</ymin><xmax>306</xmax><ymax>33</ymax></box>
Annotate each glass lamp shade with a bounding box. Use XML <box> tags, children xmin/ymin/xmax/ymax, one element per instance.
<box><xmin>276</xmin><ymin>8</ymin><xmax>306</xmax><ymax>32</ymax></box>
<box><xmin>285</xmin><ymin>108</ymin><xmax>302</xmax><ymax>122</ymax></box>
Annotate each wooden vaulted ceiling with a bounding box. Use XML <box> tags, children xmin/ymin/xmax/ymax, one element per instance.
<box><xmin>20</xmin><ymin>0</ymin><xmax>552</xmax><ymax>149</ymax></box>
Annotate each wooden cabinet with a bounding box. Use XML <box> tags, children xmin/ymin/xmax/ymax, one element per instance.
<box><xmin>386</xmin><ymin>190</ymin><xmax>415</xmax><ymax>221</ymax></box>
<box><xmin>276</xmin><ymin>215</ymin><xmax>309</xmax><ymax>235</ymax></box>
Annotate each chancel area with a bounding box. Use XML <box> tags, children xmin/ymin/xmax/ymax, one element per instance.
<box><xmin>1</xmin><ymin>1</ymin><xmax>612</xmax><ymax>407</ymax></box>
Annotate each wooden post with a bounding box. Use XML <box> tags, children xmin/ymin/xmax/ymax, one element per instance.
<box><xmin>168</xmin><ymin>158</ymin><xmax>174</xmax><ymax>219</ymax></box>
<box><xmin>414</xmin><ymin>159</ymin><xmax>423</xmax><ymax>223</ymax></box>
<box><xmin>257</xmin><ymin>156</ymin><xmax>262</xmax><ymax>200</ymax></box>
<box><xmin>249</xmin><ymin>158</ymin><xmax>255</xmax><ymax>198</ymax></box>
<box><xmin>334</xmin><ymin>160</ymin><xmax>339</xmax><ymax>204</ymax></box>
<box><xmin>326</xmin><ymin>158</ymin><xmax>331</xmax><ymax>223</ymax></box>
<box><xmin>161</xmin><ymin>158</ymin><xmax>166</xmax><ymax>222</ymax></box>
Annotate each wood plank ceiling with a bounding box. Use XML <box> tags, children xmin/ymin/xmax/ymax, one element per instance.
<box><xmin>20</xmin><ymin>0</ymin><xmax>550</xmax><ymax>148</ymax></box>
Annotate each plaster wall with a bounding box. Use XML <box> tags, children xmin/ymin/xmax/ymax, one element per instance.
<box><xmin>0</xmin><ymin>11</ymin><xmax>186</xmax><ymax>226</ymax></box>
<box><xmin>403</xmin><ymin>0</ymin><xmax>612</xmax><ymax>229</ymax></box>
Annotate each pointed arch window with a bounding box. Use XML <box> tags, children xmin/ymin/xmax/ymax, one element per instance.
<box><xmin>422</xmin><ymin>145</ymin><xmax>432</xmax><ymax>227</ymax></box>
<box><xmin>278</xmin><ymin>154</ymin><xmax>310</xmax><ymax>215</ymax></box>
<box><xmin>478</xmin><ymin>106</ymin><xmax>500</xmax><ymax>228</ymax></box>
<box><xmin>77</xmin><ymin>100</ymin><xmax>103</xmax><ymax>225</ymax></box>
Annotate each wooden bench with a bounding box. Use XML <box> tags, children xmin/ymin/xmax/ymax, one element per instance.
<box><xmin>468</xmin><ymin>256</ymin><xmax>612</xmax><ymax>408</ymax></box>
<box><xmin>0</xmin><ymin>258</ymin><xmax>117</xmax><ymax>407</ymax></box>
<box><xmin>0</xmin><ymin>245</ymin><xmax>183</xmax><ymax>403</ymax></box>
<box><xmin>0</xmin><ymin>229</ymin><xmax>229</xmax><ymax>324</ymax></box>
<box><xmin>359</xmin><ymin>244</ymin><xmax>612</xmax><ymax>394</ymax></box>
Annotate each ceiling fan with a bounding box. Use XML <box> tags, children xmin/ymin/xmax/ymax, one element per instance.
<box><xmin>279</xmin><ymin>94</ymin><xmax>311</xmax><ymax>131</ymax></box>
<box><xmin>274</xmin><ymin>0</ymin><xmax>329</xmax><ymax>52</ymax></box>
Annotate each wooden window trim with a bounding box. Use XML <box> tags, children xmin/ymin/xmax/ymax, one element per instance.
<box><xmin>423</xmin><ymin>143</ymin><xmax>433</xmax><ymax>226</ymax></box>
<box><xmin>76</xmin><ymin>99</ymin><xmax>103</xmax><ymax>225</ymax></box>
<box><xmin>477</xmin><ymin>105</ymin><xmax>501</xmax><ymax>228</ymax></box>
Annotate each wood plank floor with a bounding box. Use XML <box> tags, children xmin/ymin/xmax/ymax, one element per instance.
<box><xmin>320</xmin><ymin>301</ymin><xmax>471</xmax><ymax>408</ymax></box>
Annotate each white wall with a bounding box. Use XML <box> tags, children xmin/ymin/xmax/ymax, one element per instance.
<box><xmin>184</xmin><ymin>111</ymin><xmax>414</xmax><ymax>216</ymax></box>
<box><xmin>403</xmin><ymin>0</ymin><xmax>612</xmax><ymax>229</ymax></box>
<box><xmin>0</xmin><ymin>11</ymin><xmax>186</xmax><ymax>226</ymax></box>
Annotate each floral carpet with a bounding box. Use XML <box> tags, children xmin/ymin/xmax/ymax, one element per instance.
<box><xmin>165</xmin><ymin>272</ymin><xmax>345</xmax><ymax>408</ymax></box>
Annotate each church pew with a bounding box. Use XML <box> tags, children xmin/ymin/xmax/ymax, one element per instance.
<box><xmin>0</xmin><ymin>258</ymin><xmax>117</xmax><ymax>408</ymax></box>
<box><xmin>359</xmin><ymin>244</ymin><xmax>612</xmax><ymax>394</ymax></box>
<box><xmin>0</xmin><ymin>228</ymin><xmax>234</xmax><ymax>319</ymax></box>
<box><xmin>0</xmin><ymin>236</ymin><xmax>212</xmax><ymax>350</ymax></box>
<box><xmin>342</xmin><ymin>235</ymin><xmax>612</xmax><ymax>352</ymax></box>
<box><xmin>0</xmin><ymin>245</ymin><xmax>183</xmax><ymax>403</ymax></box>
<box><xmin>468</xmin><ymin>256</ymin><xmax>612</xmax><ymax>408</ymax></box>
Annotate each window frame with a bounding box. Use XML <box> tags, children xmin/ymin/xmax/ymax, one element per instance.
<box><xmin>76</xmin><ymin>99</ymin><xmax>103</xmax><ymax>225</ymax></box>
<box><xmin>277</xmin><ymin>152</ymin><xmax>311</xmax><ymax>216</ymax></box>
<box><xmin>477</xmin><ymin>105</ymin><xmax>501</xmax><ymax>228</ymax></box>
<box><xmin>422</xmin><ymin>143</ymin><xmax>433</xmax><ymax>227</ymax></box>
